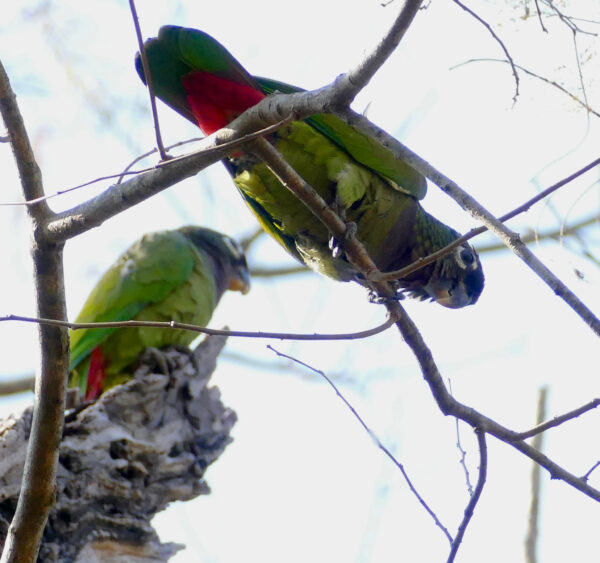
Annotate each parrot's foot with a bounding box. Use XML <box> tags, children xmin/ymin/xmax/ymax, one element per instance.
<box><xmin>367</xmin><ymin>290</ymin><xmax>405</xmax><ymax>305</ymax></box>
<box><xmin>329</xmin><ymin>221</ymin><xmax>358</xmax><ymax>259</ymax></box>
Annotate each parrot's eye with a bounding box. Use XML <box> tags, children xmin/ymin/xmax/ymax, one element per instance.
<box><xmin>460</xmin><ymin>248</ymin><xmax>475</xmax><ymax>265</ymax></box>
<box><xmin>454</xmin><ymin>246</ymin><xmax>476</xmax><ymax>269</ymax></box>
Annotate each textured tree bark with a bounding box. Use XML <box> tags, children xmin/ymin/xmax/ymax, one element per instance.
<box><xmin>0</xmin><ymin>336</ymin><xmax>236</xmax><ymax>562</ymax></box>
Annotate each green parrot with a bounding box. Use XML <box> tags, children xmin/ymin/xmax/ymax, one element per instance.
<box><xmin>69</xmin><ymin>226</ymin><xmax>250</xmax><ymax>401</ymax></box>
<box><xmin>135</xmin><ymin>26</ymin><xmax>484</xmax><ymax>307</ymax></box>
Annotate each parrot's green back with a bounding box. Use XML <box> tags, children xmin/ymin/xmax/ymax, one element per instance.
<box><xmin>136</xmin><ymin>27</ymin><xmax>484</xmax><ymax>308</ymax></box>
<box><xmin>69</xmin><ymin>227</ymin><xmax>249</xmax><ymax>398</ymax></box>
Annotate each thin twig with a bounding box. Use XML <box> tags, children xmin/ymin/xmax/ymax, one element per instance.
<box><xmin>0</xmin><ymin>169</ymin><xmax>153</xmax><ymax>207</ymax></box>
<box><xmin>129</xmin><ymin>0</ymin><xmax>167</xmax><ymax>160</ymax></box>
<box><xmin>447</xmin><ymin>428</ymin><xmax>488</xmax><ymax>563</ymax></box>
<box><xmin>239</xmin><ymin>227</ymin><xmax>265</xmax><ymax>252</ymax></box>
<box><xmin>250</xmin><ymin>263</ymin><xmax>309</xmax><ymax>277</ymax></box>
<box><xmin>476</xmin><ymin>213</ymin><xmax>599</xmax><ymax>254</ymax></box>
<box><xmin>525</xmin><ymin>387</ymin><xmax>548</xmax><ymax>563</ymax></box>
<box><xmin>114</xmin><ymin>137</ymin><xmax>204</xmax><ymax>184</ymax></box>
<box><xmin>267</xmin><ymin>344</ymin><xmax>453</xmax><ymax>545</ymax></box>
<box><xmin>451</xmin><ymin>0</ymin><xmax>520</xmax><ymax>104</ymax></box>
<box><xmin>1</xmin><ymin>118</ymin><xmax>290</xmax><ymax>208</ymax></box>
<box><xmin>449</xmin><ymin>380</ymin><xmax>473</xmax><ymax>496</ymax></box>
<box><xmin>582</xmin><ymin>461</ymin><xmax>600</xmax><ymax>482</ymax></box>
<box><xmin>0</xmin><ymin>313</ymin><xmax>397</xmax><ymax>342</ymax></box>
<box><xmin>541</xmin><ymin>0</ymin><xmax>598</xmax><ymax>35</ymax></box>
<box><xmin>372</xmin><ymin>157</ymin><xmax>600</xmax><ymax>282</ymax></box>
<box><xmin>515</xmin><ymin>397</ymin><xmax>600</xmax><ymax>440</ymax></box>
<box><xmin>533</xmin><ymin>0</ymin><xmax>548</xmax><ymax>32</ymax></box>
<box><xmin>451</xmin><ymin>59</ymin><xmax>600</xmax><ymax>118</ymax></box>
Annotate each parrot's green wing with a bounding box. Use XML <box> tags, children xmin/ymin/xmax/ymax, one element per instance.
<box><xmin>69</xmin><ymin>231</ymin><xmax>196</xmax><ymax>370</ymax></box>
<box><xmin>135</xmin><ymin>27</ymin><xmax>484</xmax><ymax>308</ymax></box>
<box><xmin>255</xmin><ymin>77</ymin><xmax>427</xmax><ymax>200</ymax></box>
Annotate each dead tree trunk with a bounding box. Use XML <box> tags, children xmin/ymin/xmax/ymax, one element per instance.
<box><xmin>0</xmin><ymin>335</ymin><xmax>236</xmax><ymax>562</ymax></box>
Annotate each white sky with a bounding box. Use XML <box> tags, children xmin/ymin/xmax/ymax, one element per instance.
<box><xmin>1</xmin><ymin>1</ymin><xmax>599</xmax><ymax>562</ymax></box>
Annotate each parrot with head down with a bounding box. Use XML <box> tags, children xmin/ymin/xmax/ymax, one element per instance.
<box><xmin>69</xmin><ymin>226</ymin><xmax>250</xmax><ymax>401</ymax></box>
<box><xmin>135</xmin><ymin>26</ymin><xmax>484</xmax><ymax>308</ymax></box>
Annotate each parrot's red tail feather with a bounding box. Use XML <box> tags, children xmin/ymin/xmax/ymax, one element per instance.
<box><xmin>182</xmin><ymin>71</ymin><xmax>265</xmax><ymax>135</ymax></box>
<box><xmin>85</xmin><ymin>347</ymin><xmax>106</xmax><ymax>401</ymax></box>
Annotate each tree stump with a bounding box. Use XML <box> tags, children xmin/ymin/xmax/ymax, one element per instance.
<box><xmin>0</xmin><ymin>335</ymin><xmax>236</xmax><ymax>562</ymax></box>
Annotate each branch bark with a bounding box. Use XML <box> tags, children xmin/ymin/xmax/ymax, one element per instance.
<box><xmin>0</xmin><ymin>59</ymin><xmax>68</xmax><ymax>563</ymax></box>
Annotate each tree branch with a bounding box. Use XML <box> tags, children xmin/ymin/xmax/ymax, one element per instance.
<box><xmin>335</xmin><ymin>108</ymin><xmax>600</xmax><ymax>337</ymax></box>
<box><xmin>515</xmin><ymin>397</ymin><xmax>599</xmax><ymax>440</ymax></box>
<box><xmin>267</xmin><ymin>345</ymin><xmax>453</xmax><ymax>545</ymax></box>
<box><xmin>332</xmin><ymin>0</ymin><xmax>424</xmax><ymax>104</ymax></box>
<box><xmin>0</xmin><ymin>376</ymin><xmax>34</xmax><ymax>396</ymax></box>
<box><xmin>0</xmin><ymin>59</ymin><xmax>69</xmax><ymax>563</ymax></box>
<box><xmin>1</xmin><ymin>313</ymin><xmax>397</xmax><ymax>342</ymax></box>
<box><xmin>447</xmin><ymin>428</ymin><xmax>487</xmax><ymax>563</ymax></box>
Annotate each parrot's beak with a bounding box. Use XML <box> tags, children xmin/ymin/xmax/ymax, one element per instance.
<box><xmin>425</xmin><ymin>280</ymin><xmax>471</xmax><ymax>309</ymax></box>
<box><xmin>229</xmin><ymin>269</ymin><xmax>251</xmax><ymax>295</ymax></box>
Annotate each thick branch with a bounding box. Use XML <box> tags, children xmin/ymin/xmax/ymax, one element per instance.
<box><xmin>0</xmin><ymin>61</ymin><xmax>48</xmax><ymax>222</ymax></box>
<box><xmin>43</xmin><ymin>135</ymin><xmax>240</xmax><ymax>244</ymax></box>
<box><xmin>1</xmin><ymin>243</ymin><xmax>68</xmax><ymax>563</ymax></box>
<box><xmin>0</xmin><ymin>58</ymin><xmax>69</xmax><ymax>563</ymax></box>
<box><xmin>389</xmin><ymin>302</ymin><xmax>600</xmax><ymax>501</ymax></box>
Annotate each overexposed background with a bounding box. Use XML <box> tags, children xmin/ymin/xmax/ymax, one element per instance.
<box><xmin>1</xmin><ymin>1</ymin><xmax>599</xmax><ymax>561</ymax></box>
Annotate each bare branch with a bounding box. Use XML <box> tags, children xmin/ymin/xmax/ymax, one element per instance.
<box><xmin>541</xmin><ymin>0</ymin><xmax>598</xmax><ymax>35</ymax></box>
<box><xmin>0</xmin><ymin>313</ymin><xmax>397</xmax><ymax>342</ymax></box>
<box><xmin>452</xmin><ymin>59</ymin><xmax>600</xmax><ymax>118</ymax></box>
<box><xmin>582</xmin><ymin>461</ymin><xmax>600</xmax><ymax>482</ymax></box>
<box><xmin>515</xmin><ymin>397</ymin><xmax>600</xmax><ymax>440</ymax></box>
<box><xmin>449</xmin><ymin>381</ymin><xmax>474</xmax><ymax>496</ymax></box>
<box><xmin>333</xmin><ymin>0</ymin><xmax>424</xmax><ymax>104</ymax></box>
<box><xmin>447</xmin><ymin>428</ymin><xmax>488</xmax><ymax>563</ymax></box>
<box><xmin>42</xmin><ymin>117</ymin><xmax>293</xmax><ymax>244</ymax></box>
<box><xmin>0</xmin><ymin>62</ymin><xmax>48</xmax><ymax>220</ymax></box>
<box><xmin>0</xmin><ymin>58</ymin><xmax>68</xmax><ymax>563</ymax></box>
<box><xmin>476</xmin><ymin>213</ymin><xmax>600</xmax><ymax>254</ymax></box>
<box><xmin>335</xmin><ymin>108</ymin><xmax>600</xmax><ymax>337</ymax></box>
<box><xmin>0</xmin><ymin>376</ymin><xmax>34</xmax><ymax>396</ymax></box>
<box><xmin>239</xmin><ymin>227</ymin><xmax>265</xmax><ymax>252</ymax></box>
<box><xmin>389</xmin><ymin>304</ymin><xmax>600</xmax><ymax>501</ymax></box>
<box><xmin>128</xmin><ymin>0</ymin><xmax>167</xmax><ymax>160</ymax></box>
<box><xmin>250</xmin><ymin>263</ymin><xmax>310</xmax><ymax>277</ymax></box>
<box><xmin>451</xmin><ymin>0</ymin><xmax>520</xmax><ymax>103</ymax></box>
<box><xmin>267</xmin><ymin>345</ymin><xmax>453</xmax><ymax>545</ymax></box>
<box><xmin>533</xmin><ymin>0</ymin><xmax>548</xmax><ymax>32</ymax></box>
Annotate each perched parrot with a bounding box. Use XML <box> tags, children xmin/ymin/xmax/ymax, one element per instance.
<box><xmin>69</xmin><ymin>226</ymin><xmax>250</xmax><ymax>401</ymax></box>
<box><xmin>135</xmin><ymin>26</ymin><xmax>484</xmax><ymax>308</ymax></box>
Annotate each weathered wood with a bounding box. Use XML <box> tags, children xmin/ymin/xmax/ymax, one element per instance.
<box><xmin>0</xmin><ymin>336</ymin><xmax>236</xmax><ymax>562</ymax></box>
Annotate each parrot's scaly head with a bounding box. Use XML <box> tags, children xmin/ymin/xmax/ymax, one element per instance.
<box><xmin>421</xmin><ymin>243</ymin><xmax>484</xmax><ymax>308</ymax></box>
<box><xmin>179</xmin><ymin>226</ymin><xmax>251</xmax><ymax>295</ymax></box>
